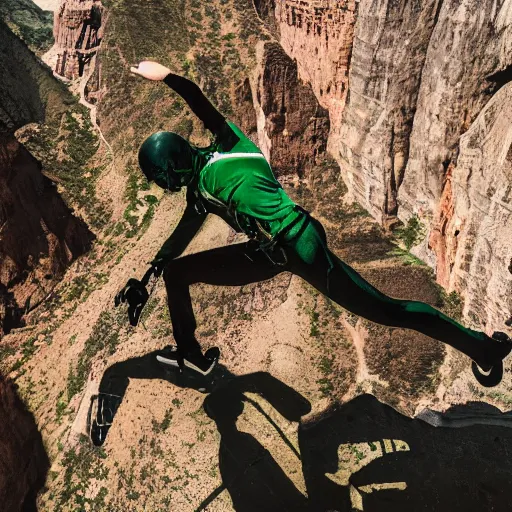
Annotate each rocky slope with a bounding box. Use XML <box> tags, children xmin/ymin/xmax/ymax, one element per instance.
<box><xmin>255</xmin><ymin>0</ymin><xmax>512</xmax><ymax>334</ymax></box>
<box><xmin>0</xmin><ymin>0</ymin><xmax>54</xmax><ymax>54</ymax></box>
<box><xmin>0</xmin><ymin>20</ymin><xmax>95</xmax><ymax>335</ymax></box>
<box><xmin>1</xmin><ymin>1</ymin><xmax>511</xmax><ymax>510</ymax></box>
<box><xmin>0</xmin><ymin>373</ymin><xmax>49</xmax><ymax>512</ymax></box>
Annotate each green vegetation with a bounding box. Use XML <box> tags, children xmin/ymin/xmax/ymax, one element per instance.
<box><xmin>54</xmin><ymin>435</ymin><xmax>109</xmax><ymax>511</ymax></box>
<box><xmin>55</xmin><ymin>392</ymin><xmax>68</xmax><ymax>424</ymax></box>
<box><xmin>386</xmin><ymin>246</ymin><xmax>427</xmax><ymax>266</ymax></box>
<box><xmin>1</xmin><ymin>0</ymin><xmax>54</xmax><ymax>53</ymax></box>
<box><xmin>310</xmin><ymin>309</ymin><xmax>321</xmax><ymax>337</ymax></box>
<box><xmin>393</xmin><ymin>215</ymin><xmax>426</xmax><ymax>251</ymax></box>
<box><xmin>438</xmin><ymin>288</ymin><xmax>463</xmax><ymax>322</ymax></box>
<box><xmin>10</xmin><ymin>335</ymin><xmax>38</xmax><ymax>372</ymax></box>
<box><xmin>63</xmin><ymin>273</ymin><xmax>109</xmax><ymax>303</ymax></box>
<box><xmin>120</xmin><ymin>163</ymin><xmax>159</xmax><ymax>239</ymax></box>
<box><xmin>0</xmin><ymin>343</ymin><xmax>16</xmax><ymax>363</ymax></box>
<box><xmin>67</xmin><ymin>310</ymin><xmax>123</xmax><ymax>401</ymax></box>
<box><xmin>23</xmin><ymin>106</ymin><xmax>111</xmax><ymax>230</ymax></box>
<box><xmin>351</xmin><ymin>444</ymin><xmax>365</xmax><ymax>462</ymax></box>
<box><xmin>317</xmin><ymin>355</ymin><xmax>334</xmax><ymax>396</ymax></box>
<box><xmin>152</xmin><ymin>408</ymin><xmax>173</xmax><ymax>432</ymax></box>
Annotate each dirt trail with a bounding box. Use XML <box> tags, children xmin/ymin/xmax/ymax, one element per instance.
<box><xmin>78</xmin><ymin>53</ymin><xmax>113</xmax><ymax>159</ymax></box>
<box><xmin>341</xmin><ymin>317</ymin><xmax>388</xmax><ymax>393</ymax></box>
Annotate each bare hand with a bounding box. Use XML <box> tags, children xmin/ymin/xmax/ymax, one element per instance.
<box><xmin>130</xmin><ymin>61</ymin><xmax>171</xmax><ymax>81</ymax></box>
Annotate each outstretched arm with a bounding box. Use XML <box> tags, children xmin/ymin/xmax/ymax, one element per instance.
<box><xmin>162</xmin><ymin>73</ymin><xmax>226</xmax><ymax>136</ymax></box>
<box><xmin>130</xmin><ymin>61</ymin><xmax>226</xmax><ymax>136</ymax></box>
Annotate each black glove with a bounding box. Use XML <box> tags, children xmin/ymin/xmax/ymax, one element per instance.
<box><xmin>148</xmin><ymin>258</ymin><xmax>167</xmax><ymax>279</ymax></box>
<box><xmin>114</xmin><ymin>278</ymin><xmax>149</xmax><ymax>326</ymax></box>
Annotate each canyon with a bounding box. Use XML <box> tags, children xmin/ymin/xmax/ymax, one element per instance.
<box><xmin>254</xmin><ymin>0</ymin><xmax>512</xmax><ymax>332</ymax></box>
<box><xmin>1</xmin><ymin>0</ymin><xmax>512</xmax><ymax>510</ymax></box>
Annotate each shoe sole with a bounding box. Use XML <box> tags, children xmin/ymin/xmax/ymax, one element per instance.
<box><xmin>156</xmin><ymin>354</ymin><xmax>218</xmax><ymax>375</ymax></box>
<box><xmin>156</xmin><ymin>354</ymin><xmax>180</xmax><ymax>367</ymax></box>
<box><xmin>183</xmin><ymin>357</ymin><xmax>217</xmax><ymax>376</ymax></box>
<box><xmin>472</xmin><ymin>360</ymin><xmax>504</xmax><ymax>387</ymax></box>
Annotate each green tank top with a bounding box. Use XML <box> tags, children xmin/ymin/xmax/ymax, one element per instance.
<box><xmin>197</xmin><ymin>122</ymin><xmax>304</xmax><ymax>240</ymax></box>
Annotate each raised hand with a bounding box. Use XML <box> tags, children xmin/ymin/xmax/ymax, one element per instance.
<box><xmin>114</xmin><ymin>278</ymin><xmax>149</xmax><ymax>326</ymax></box>
<box><xmin>130</xmin><ymin>61</ymin><xmax>171</xmax><ymax>81</ymax></box>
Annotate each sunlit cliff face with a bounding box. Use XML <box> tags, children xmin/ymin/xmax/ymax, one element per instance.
<box><xmin>254</xmin><ymin>0</ymin><xmax>512</xmax><ymax>332</ymax></box>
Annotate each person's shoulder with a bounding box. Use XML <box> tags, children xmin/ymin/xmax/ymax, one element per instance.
<box><xmin>217</xmin><ymin>120</ymin><xmax>262</xmax><ymax>154</ymax></box>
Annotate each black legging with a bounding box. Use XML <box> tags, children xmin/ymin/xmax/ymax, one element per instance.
<box><xmin>163</xmin><ymin>218</ymin><xmax>503</xmax><ymax>369</ymax></box>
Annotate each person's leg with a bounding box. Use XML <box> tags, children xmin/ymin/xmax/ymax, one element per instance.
<box><xmin>286</xmin><ymin>217</ymin><xmax>510</xmax><ymax>370</ymax></box>
<box><xmin>162</xmin><ymin>242</ymin><xmax>284</xmax><ymax>358</ymax></box>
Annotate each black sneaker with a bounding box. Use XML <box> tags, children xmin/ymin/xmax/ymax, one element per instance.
<box><xmin>156</xmin><ymin>346</ymin><xmax>220</xmax><ymax>376</ymax></box>
<box><xmin>156</xmin><ymin>346</ymin><xmax>182</xmax><ymax>368</ymax></box>
<box><xmin>183</xmin><ymin>347</ymin><xmax>220</xmax><ymax>376</ymax></box>
<box><xmin>472</xmin><ymin>331</ymin><xmax>512</xmax><ymax>387</ymax></box>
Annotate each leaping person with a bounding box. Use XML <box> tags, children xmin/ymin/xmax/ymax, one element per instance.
<box><xmin>115</xmin><ymin>60</ymin><xmax>511</xmax><ymax>386</ymax></box>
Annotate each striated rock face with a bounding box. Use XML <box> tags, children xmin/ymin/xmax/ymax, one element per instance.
<box><xmin>430</xmin><ymin>83</ymin><xmax>512</xmax><ymax>329</ymax></box>
<box><xmin>253</xmin><ymin>41</ymin><xmax>330</xmax><ymax>178</ymax></box>
<box><xmin>257</xmin><ymin>0</ymin><xmax>357</xmax><ymax>137</ymax></box>
<box><xmin>397</xmin><ymin>0</ymin><xmax>512</xmax><ymax>329</ymax></box>
<box><xmin>52</xmin><ymin>0</ymin><xmax>103</xmax><ymax>79</ymax></box>
<box><xmin>335</xmin><ymin>0</ymin><xmax>442</xmax><ymax>223</ymax></box>
<box><xmin>0</xmin><ymin>372</ymin><xmax>49</xmax><ymax>512</ymax></box>
<box><xmin>256</xmin><ymin>0</ymin><xmax>512</xmax><ymax>331</ymax></box>
<box><xmin>399</xmin><ymin>1</ymin><xmax>512</xmax><ymax>246</ymax></box>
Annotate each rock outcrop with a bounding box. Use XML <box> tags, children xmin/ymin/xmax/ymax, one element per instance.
<box><xmin>0</xmin><ymin>18</ymin><xmax>65</xmax><ymax>132</ymax></box>
<box><xmin>252</xmin><ymin>41</ymin><xmax>330</xmax><ymax>178</ymax></box>
<box><xmin>0</xmin><ymin>134</ymin><xmax>93</xmax><ymax>333</ymax></box>
<box><xmin>430</xmin><ymin>82</ymin><xmax>512</xmax><ymax>329</ymax></box>
<box><xmin>0</xmin><ymin>373</ymin><xmax>49</xmax><ymax>512</ymax></box>
<box><xmin>255</xmin><ymin>0</ymin><xmax>512</xmax><ymax>332</ymax></box>
<box><xmin>0</xmin><ymin>0</ymin><xmax>54</xmax><ymax>54</ymax></box>
<box><xmin>0</xmin><ymin>20</ymin><xmax>93</xmax><ymax>333</ymax></box>
<box><xmin>52</xmin><ymin>0</ymin><xmax>104</xmax><ymax>79</ymax></box>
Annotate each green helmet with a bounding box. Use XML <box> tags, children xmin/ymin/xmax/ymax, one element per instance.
<box><xmin>138</xmin><ymin>132</ymin><xmax>193</xmax><ymax>191</ymax></box>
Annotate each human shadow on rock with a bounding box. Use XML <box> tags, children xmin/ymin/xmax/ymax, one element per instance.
<box><xmin>299</xmin><ymin>394</ymin><xmax>512</xmax><ymax>512</ymax></box>
<box><xmin>91</xmin><ymin>351</ymin><xmax>310</xmax><ymax>512</ymax></box>
<box><xmin>201</xmin><ymin>382</ymin><xmax>309</xmax><ymax>512</ymax></box>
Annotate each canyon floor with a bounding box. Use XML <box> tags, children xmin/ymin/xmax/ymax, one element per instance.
<box><xmin>2</xmin><ymin>160</ymin><xmax>512</xmax><ymax>511</ymax></box>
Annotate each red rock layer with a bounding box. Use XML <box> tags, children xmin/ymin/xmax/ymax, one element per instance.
<box><xmin>0</xmin><ymin>134</ymin><xmax>93</xmax><ymax>333</ymax></box>
<box><xmin>53</xmin><ymin>0</ymin><xmax>104</xmax><ymax>79</ymax></box>
<box><xmin>0</xmin><ymin>373</ymin><xmax>49</xmax><ymax>512</ymax></box>
<box><xmin>428</xmin><ymin>162</ymin><xmax>457</xmax><ymax>288</ymax></box>
<box><xmin>258</xmin><ymin>42</ymin><xmax>330</xmax><ymax>178</ymax></box>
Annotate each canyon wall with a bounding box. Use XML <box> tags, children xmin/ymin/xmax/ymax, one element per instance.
<box><xmin>252</xmin><ymin>41</ymin><xmax>331</xmax><ymax>177</ymax></box>
<box><xmin>0</xmin><ymin>20</ymin><xmax>93</xmax><ymax>333</ymax></box>
<box><xmin>256</xmin><ymin>0</ymin><xmax>512</xmax><ymax>331</ymax></box>
<box><xmin>0</xmin><ymin>0</ymin><xmax>54</xmax><ymax>54</ymax></box>
<box><xmin>51</xmin><ymin>0</ymin><xmax>104</xmax><ymax>79</ymax></box>
<box><xmin>0</xmin><ymin>373</ymin><xmax>49</xmax><ymax>512</ymax></box>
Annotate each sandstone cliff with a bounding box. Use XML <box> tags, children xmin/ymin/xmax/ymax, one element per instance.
<box><xmin>2</xmin><ymin>1</ymin><xmax>512</xmax><ymax>510</ymax></box>
<box><xmin>0</xmin><ymin>20</ymin><xmax>93</xmax><ymax>334</ymax></box>
<box><xmin>255</xmin><ymin>0</ymin><xmax>512</xmax><ymax>333</ymax></box>
<box><xmin>51</xmin><ymin>0</ymin><xmax>104</xmax><ymax>79</ymax></box>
